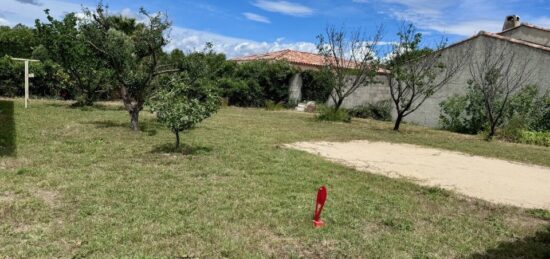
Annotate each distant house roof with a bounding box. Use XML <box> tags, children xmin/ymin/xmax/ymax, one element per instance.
<box><xmin>233</xmin><ymin>49</ymin><xmax>389</xmax><ymax>74</ymax></box>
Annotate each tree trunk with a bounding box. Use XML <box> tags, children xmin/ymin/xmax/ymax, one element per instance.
<box><xmin>487</xmin><ymin>123</ymin><xmax>496</xmax><ymax>140</ymax></box>
<box><xmin>334</xmin><ymin>98</ymin><xmax>344</xmax><ymax>111</ymax></box>
<box><xmin>175</xmin><ymin>130</ymin><xmax>180</xmax><ymax>149</ymax></box>
<box><xmin>120</xmin><ymin>86</ymin><xmax>142</xmax><ymax>131</ymax></box>
<box><xmin>129</xmin><ymin>108</ymin><xmax>140</xmax><ymax>131</ymax></box>
<box><xmin>393</xmin><ymin>113</ymin><xmax>403</xmax><ymax>131</ymax></box>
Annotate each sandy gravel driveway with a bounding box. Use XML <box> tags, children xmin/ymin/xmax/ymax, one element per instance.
<box><xmin>288</xmin><ymin>140</ymin><xmax>550</xmax><ymax>210</ymax></box>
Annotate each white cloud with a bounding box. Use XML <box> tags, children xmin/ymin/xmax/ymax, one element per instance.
<box><xmin>243</xmin><ymin>12</ymin><xmax>271</xmax><ymax>24</ymax></box>
<box><xmin>0</xmin><ymin>0</ymin><xmax>83</xmax><ymax>26</ymax></box>
<box><xmin>252</xmin><ymin>0</ymin><xmax>314</xmax><ymax>17</ymax></box>
<box><xmin>359</xmin><ymin>0</ymin><xmax>526</xmax><ymax>36</ymax></box>
<box><xmin>166</xmin><ymin>27</ymin><xmax>317</xmax><ymax>58</ymax></box>
<box><xmin>0</xmin><ymin>17</ymin><xmax>10</xmax><ymax>26</ymax></box>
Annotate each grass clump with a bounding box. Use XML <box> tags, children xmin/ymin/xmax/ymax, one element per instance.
<box><xmin>315</xmin><ymin>105</ymin><xmax>351</xmax><ymax>122</ymax></box>
<box><xmin>349</xmin><ymin>100</ymin><xmax>392</xmax><ymax>121</ymax></box>
<box><xmin>264</xmin><ymin>100</ymin><xmax>286</xmax><ymax>111</ymax></box>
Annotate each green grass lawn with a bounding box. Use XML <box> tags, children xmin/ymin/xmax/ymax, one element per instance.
<box><xmin>1</xmin><ymin>98</ymin><xmax>549</xmax><ymax>257</ymax></box>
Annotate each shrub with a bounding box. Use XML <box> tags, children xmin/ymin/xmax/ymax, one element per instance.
<box><xmin>439</xmin><ymin>85</ymin><xmax>486</xmax><ymax>134</ymax></box>
<box><xmin>529</xmin><ymin>93</ymin><xmax>550</xmax><ymax>132</ymax></box>
<box><xmin>349</xmin><ymin>100</ymin><xmax>392</xmax><ymax>121</ymax></box>
<box><xmin>218</xmin><ymin>77</ymin><xmax>264</xmax><ymax>107</ymax></box>
<box><xmin>265</xmin><ymin>100</ymin><xmax>285</xmax><ymax>111</ymax></box>
<box><xmin>221</xmin><ymin>60</ymin><xmax>297</xmax><ymax>107</ymax></box>
<box><xmin>518</xmin><ymin>131</ymin><xmax>550</xmax><ymax>147</ymax></box>
<box><xmin>301</xmin><ymin>68</ymin><xmax>334</xmax><ymax>103</ymax></box>
<box><xmin>0</xmin><ymin>56</ymin><xmax>69</xmax><ymax>98</ymax></box>
<box><xmin>316</xmin><ymin>105</ymin><xmax>351</xmax><ymax>122</ymax></box>
<box><xmin>499</xmin><ymin>116</ymin><xmax>527</xmax><ymax>142</ymax></box>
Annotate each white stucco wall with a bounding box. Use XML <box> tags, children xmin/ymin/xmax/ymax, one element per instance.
<box><xmin>329</xmin><ymin>35</ymin><xmax>550</xmax><ymax>128</ymax></box>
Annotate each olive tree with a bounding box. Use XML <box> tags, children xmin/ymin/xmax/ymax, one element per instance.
<box><xmin>317</xmin><ymin>25</ymin><xmax>383</xmax><ymax>110</ymax></box>
<box><xmin>148</xmin><ymin>75</ymin><xmax>220</xmax><ymax>148</ymax></box>
<box><xmin>388</xmin><ymin>24</ymin><xmax>468</xmax><ymax>131</ymax></box>
<box><xmin>468</xmin><ymin>38</ymin><xmax>538</xmax><ymax>138</ymax></box>
<box><xmin>81</xmin><ymin>4</ymin><xmax>177</xmax><ymax>130</ymax></box>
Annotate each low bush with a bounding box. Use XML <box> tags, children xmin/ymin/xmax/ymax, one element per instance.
<box><xmin>518</xmin><ymin>131</ymin><xmax>550</xmax><ymax>147</ymax></box>
<box><xmin>301</xmin><ymin>68</ymin><xmax>334</xmax><ymax>103</ymax></box>
<box><xmin>499</xmin><ymin>116</ymin><xmax>527</xmax><ymax>142</ymax></box>
<box><xmin>349</xmin><ymin>100</ymin><xmax>392</xmax><ymax>121</ymax></box>
<box><xmin>265</xmin><ymin>100</ymin><xmax>285</xmax><ymax>111</ymax></box>
<box><xmin>316</xmin><ymin>105</ymin><xmax>351</xmax><ymax>122</ymax></box>
<box><xmin>220</xmin><ymin>60</ymin><xmax>297</xmax><ymax>107</ymax></box>
<box><xmin>438</xmin><ymin>84</ymin><xmax>486</xmax><ymax>134</ymax></box>
<box><xmin>529</xmin><ymin>93</ymin><xmax>550</xmax><ymax>132</ymax></box>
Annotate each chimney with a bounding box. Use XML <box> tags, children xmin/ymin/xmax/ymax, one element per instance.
<box><xmin>502</xmin><ymin>15</ymin><xmax>520</xmax><ymax>31</ymax></box>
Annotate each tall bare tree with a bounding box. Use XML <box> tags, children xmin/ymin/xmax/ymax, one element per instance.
<box><xmin>468</xmin><ymin>36</ymin><xmax>537</xmax><ymax>138</ymax></box>
<box><xmin>317</xmin><ymin>25</ymin><xmax>383</xmax><ymax>110</ymax></box>
<box><xmin>388</xmin><ymin>24</ymin><xmax>468</xmax><ymax>131</ymax></box>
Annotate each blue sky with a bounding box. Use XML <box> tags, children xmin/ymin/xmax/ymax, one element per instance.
<box><xmin>1</xmin><ymin>0</ymin><xmax>549</xmax><ymax>57</ymax></box>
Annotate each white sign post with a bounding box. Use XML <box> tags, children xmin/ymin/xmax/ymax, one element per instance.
<box><xmin>11</xmin><ymin>58</ymin><xmax>39</xmax><ymax>108</ymax></box>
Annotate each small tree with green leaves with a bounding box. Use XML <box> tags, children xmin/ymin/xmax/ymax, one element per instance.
<box><xmin>81</xmin><ymin>4</ymin><xmax>177</xmax><ymax>130</ymax></box>
<box><xmin>148</xmin><ymin>76</ymin><xmax>220</xmax><ymax>149</ymax></box>
<box><xmin>388</xmin><ymin>24</ymin><xmax>468</xmax><ymax>131</ymax></box>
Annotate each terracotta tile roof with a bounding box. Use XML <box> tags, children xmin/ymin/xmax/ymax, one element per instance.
<box><xmin>233</xmin><ymin>49</ymin><xmax>389</xmax><ymax>74</ymax></box>
<box><xmin>233</xmin><ymin>49</ymin><xmax>325</xmax><ymax>67</ymax></box>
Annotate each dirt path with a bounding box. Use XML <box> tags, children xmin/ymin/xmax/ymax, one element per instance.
<box><xmin>287</xmin><ymin>140</ymin><xmax>550</xmax><ymax>210</ymax></box>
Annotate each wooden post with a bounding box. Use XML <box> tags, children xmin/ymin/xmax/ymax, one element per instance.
<box><xmin>11</xmin><ymin>58</ymin><xmax>39</xmax><ymax>109</ymax></box>
<box><xmin>24</xmin><ymin>60</ymin><xmax>29</xmax><ymax>108</ymax></box>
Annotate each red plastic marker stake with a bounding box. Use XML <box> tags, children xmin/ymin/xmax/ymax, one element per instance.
<box><xmin>313</xmin><ymin>186</ymin><xmax>327</xmax><ymax>228</ymax></box>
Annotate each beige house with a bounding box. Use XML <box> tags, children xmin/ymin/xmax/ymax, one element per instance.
<box><xmin>233</xmin><ymin>16</ymin><xmax>550</xmax><ymax>127</ymax></box>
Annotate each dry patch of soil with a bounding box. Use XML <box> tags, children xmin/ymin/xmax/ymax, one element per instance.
<box><xmin>287</xmin><ymin>140</ymin><xmax>550</xmax><ymax>210</ymax></box>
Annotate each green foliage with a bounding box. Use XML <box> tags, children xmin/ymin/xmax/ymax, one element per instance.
<box><xmin>300</xmin><ymin>68</ymin><xmax>334</xmax><ymax>103</ymax></box>
<box><xmin>529</xmin><ymin>92</ymin><xmax>550</xmax><ymax>132</ymax></box>
<box><xmin>0</xmin><ymin>24</ymin><xmax>38</xmax><ymax>58</ymax></box>
<box><xmin>440</xmin><ymin>83</ymin><xmax>550</xmax><ymax>146</ymax></box>
<box><xmin>218</xmin><ymin>77</ymin><xmax>263</xmax><ymax>107</ymax></box>
<box><xmin>349</xmin><ymin>100</ymin><xmax>392</xmax><ymax>121</ymax></box>
<box><xmin>0</xmin><ymin>56</ymin><xmax>23</xmax><ymax>97</ymax></box>
<box><xmin>499</xmin><ymin>116</ymin><xmax>527</xmax><ymax>142</ymax></box>
<box><xmin>35</xmin><ymin>11</ymin><xmax>114</xmax><ymax>106</ymax></box>
<box><xmin>148</xmin><ymin>76</ymin><xmax>220</xmax><ymax>148</ymax></box>
<box><xmin>0</xmin><ymin>56</ymin><xmax>69</xmax><ymax>98</ymax></box>
<box><xmin>220</xmin><ymin>60</ymin><xmax>297</xmax><ymax>107</ymax></box>
<box><xmin>439</xmin><ymin>82</ymin><xmax>486</xmax><ymax>134</ymax></box>
<box><xmin>316</xmin><ymin>105</ymin><xmax>351</xmax><ymax>122</ymax></box>
<box><xmin>518</xmin><ymin>131</ymin><xmax>550</xmax><ymax>147</ymax></box>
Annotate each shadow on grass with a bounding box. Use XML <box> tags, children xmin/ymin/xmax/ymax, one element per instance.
<box><xmin>150</xmin><ymin>143</ymin><xmax>212</xmax><ymax>155</ymax></box>
<box><xmin>46</xmin><ymin>102</ymin><xmax>125</xmax><ymax>111</ymax></box>
<box><xmin>469</xmin><ymin>225</ymin><xmax>550</xmax><ymax>258</ymax></box>
<box><xmin>0</xmin><ymin>100</ymin><xmax>16</xmax><ymax>157</ymax></box>
<box><xmin>84</xmin><ymin>120</ymin><xmax>158</xmax><ymax>136</ymax></box>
